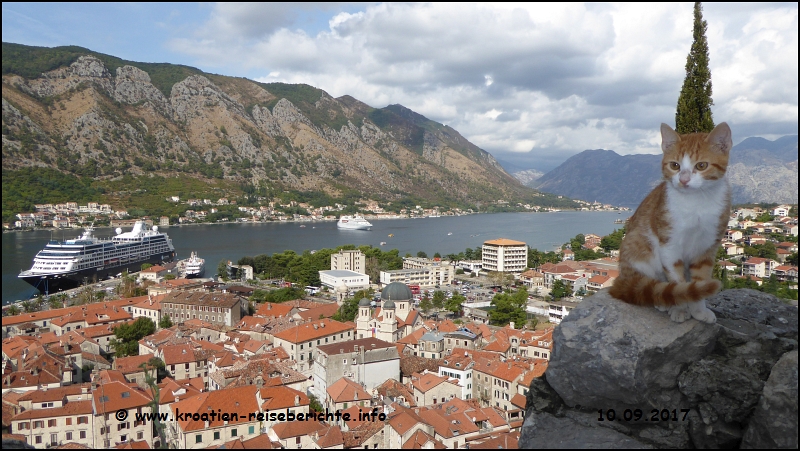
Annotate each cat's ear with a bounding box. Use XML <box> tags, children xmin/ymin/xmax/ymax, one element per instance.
<box><xmin>661</xmin><ymin>123</ymin><xmax>680</xmax><ymax>153</ymax></box>
<box><xmin>706</xmin><ymin>122</ymin><xmax>732</xmax><ymax>154</ymax></box>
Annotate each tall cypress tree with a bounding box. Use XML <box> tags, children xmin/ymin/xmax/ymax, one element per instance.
<box><xmin>675</xmin><ymin>2</ymin><xmax>715</xmax><ymax>133</ymax></box>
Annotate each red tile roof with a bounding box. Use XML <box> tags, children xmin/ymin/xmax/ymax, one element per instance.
<box><xmin>272</xmin><ymin>318</ymin><xmax>354</xmax><ymax>344</ymax></box>
<box><xmin>270</xmin><ymin>420</ymin><xmax>327</xmax><ymax>439</ymax></box>
<box><xmin>402</xmin><ymin>429</ymin><xmax>447</xmax><ymax>449</ymax></box>
<box><xmin>259</xmin><ymin>386</ymin><xmax>309</xmax><ymax>410</ymax></box>
<box><xmin>327</xmin><ymin>377</ymin><xmax>372</xmax><ymax>403</ymax></box>
<box><xmin>12</xmin><ymin>400</ymin><xmax>94</xmax><ymax>420</ymax></box>
<box><xmin>169</xmin><ymin>385</ymin><xmax>259</xmax><ymax>432</ymax></box>
<box><xmin>254</xmin><ymin>302</ymin><xmax>294</xmax><ymax>318</ymax></box>
<box><xmin>93</xmin><ymin>380</ymin><xmax>152</xmax><ymax>413</ymax></box>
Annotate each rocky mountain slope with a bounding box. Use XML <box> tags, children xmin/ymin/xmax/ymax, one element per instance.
<box><xmin>2</xmin><ymin>43</ymin><xmax>565</xmax><ymax>212</ymax></box>
<box><xmin>531</xmin><ymin>136</ymin><xmax>798</xmax><ymax>207</ymax></box>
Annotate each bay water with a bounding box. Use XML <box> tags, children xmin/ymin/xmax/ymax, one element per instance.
<box><xmin>3</xmin><ymin>211</ymin><xmax>630</xmax><ymax>304</ymax></box>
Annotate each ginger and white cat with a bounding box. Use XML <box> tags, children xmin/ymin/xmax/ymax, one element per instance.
<box><xmin>609</xmin><ymin>122</ymin><xmax>732</xmax><ymax>324</ymax></box>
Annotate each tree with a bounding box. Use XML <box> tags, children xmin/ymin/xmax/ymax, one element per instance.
<box><xmin>6</xmin><ymin>305</ymin><xmax>20</xmax><ymax>316</ymax></box>
<box><xmin>217</xmin><ymin>260</ymin><xmax>229</xmax><ymax>280</ymax></box>
<box><xmin>141</xmin><ymin>263</ymin><xmax>153</xmax><ymax>271</ymax></box>
<box><xmin>164</xmin><ymin>274</ymin><xmax>176</xmax><ymax>280</ymax></box>
<box><xmin>419</xmin><ymin>296</ymin><xmax>433</xmax><ymax>316</ymax></box>
<box><xmin>788</xmin><ymin>252</ymin><xmax>798</xmax><ymax>267</ymax></box>
<box><xmin>417</xmin><ymin>251</ymin><xmax>428</xmax><ymax>258</ymax></box>
<box><xmin>445</xmin><ymin>293</ymin><xmax>465</xmax><ymax>317</ymax></box>
<box><xmin>308</xmin><ymin>394</ymin><xmax>324</xmax><ymax>413</ymax></box>
<box><xmin>675</xmin><ymin>2</ymin><xmax>715</xmax><ymax>133</ymax></box>
<box><xmin>433</xmin><ymin>252</ymin><xmax>441</xmax><ymax>259</ymax></box>
<box><xmin>489</xmin><ymin>288</ymin><xmax>527</xmax><ymax>328</ymax></box>
<box><xmin>464</xmin><ymin>248</ymin><xmax>475</xmax><ymax>261</ymax></box>
<box><xmin>159</xmin><ymin>315</ymin><xmax>174</xmax><ymax>329</ymax></box>
<box><xmin>551</xmin><ymin>279</ymin><xmax>570</xmax><ymax>301</ymax></box>
<box><xmin>110</xmin><ymin>317</ymin><xmax>156</xmax><ymax>357</ymax></box>
<box><xmin>140</xmin><ymin>357</ymin><xmax>167</xmax><ymax>448</ymax></box>
<box><xmin>431</xmin><ymin>291</ymin><xmax>445</xmax><ymax>317</ymax></box>
<box><xmin>600</xmin><ymin>229</ymin><xmax>625</xmax><ymax>252</ymax></box>
<box><xmin>333</xmin><ymin>296</ymin><xmax>361</xmax><ymax>322</ymax></box>
<box><xmin>49</xmin><ymin>295</ymin><xmax>66</xmax><ymax>310</ymax></box>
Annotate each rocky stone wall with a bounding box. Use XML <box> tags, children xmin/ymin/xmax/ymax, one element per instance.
<box><xmin>520</xmin><ymin>289</ymin><xmax>798</xmax><ymax>449</ymax></box>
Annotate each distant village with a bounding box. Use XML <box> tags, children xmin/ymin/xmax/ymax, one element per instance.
<box><xmin>2</xmin><ymin>200</ymin><xmax>796</xmax><ymax>449</ymax></box>
<box><xmin>7</xmin><ymin>194</ymin><xmax>629</xmax><ymax>230</ymax></box>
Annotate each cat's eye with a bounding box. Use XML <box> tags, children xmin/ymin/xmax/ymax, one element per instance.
<box><xmin>669</xmin><ymin>162</ymin><xmax>680</xmax><ymax>170</ymax></box>
<box><xmin>695</xmin><ymin>162</ymin><xmax>708</xmax><ymax>170</ymax></box>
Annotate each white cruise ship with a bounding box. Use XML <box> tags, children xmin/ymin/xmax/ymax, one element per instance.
<box><xmin>18</xmin><ymin>221</ymin><xmax>175</xmax><ymax>294</ymax></box>
<box><xmin>184</xmin><ymin>252</ymin><xmax>206</xmax><ymax>278</ymax></box>
<box><xmin>337</xmin><ymin>215</ymin><xmax>373</xmax><ymax>230</ymax></box>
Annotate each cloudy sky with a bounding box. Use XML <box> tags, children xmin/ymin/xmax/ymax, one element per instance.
<box><xmin>3</xmin><ymin>3</ymin><xmax>797</xmax><ymax>171</ymax></box>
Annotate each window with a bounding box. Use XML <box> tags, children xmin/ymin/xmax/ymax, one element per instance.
<box><xmin>66</xmin><ymin>432</ymin><xmax>72</xmax><ymax>441</ymax></box>
<box><xmin>35</xmin><ymin>436</ymin><xmax>42</xmax><ymax>444</ymax></box>
<box><xmin>249</xmin><ymin>425</ymin><xmax>255</xmax><ymax>434</ymax></box>
<box><xmin>214</xmin><ymin>431</ymin><xmax>220</xmax><ymax>440</ymax></box>
<box><xmin>196</xmin><ymin>434</ymin><xmax>203</xmax><ymax>443</ymax></box>
<box><xmin>34</xmin><ymin>421</ymin><xmax>44</xmax><ymax>429</ymax></box>
<box><xmin>185</xmin><ymin>363</ymin><xmax>190</xmax><ymax>370</ymax></box>
<box><xmin>48</xmin><ymin>419</ymin><xmax>57</xmax><ymax>427</ymax></box>
<box><xmin>296</xmin><ymin>437</ymin><xmax>302</xmax><ymax>444</ymax></box>
<box><xmin>17</xmin><ymin>422</ymin><xmax>29</xmax><ymax>431</ymax></box>
<box><xmin>137</xmin><ymin>431</ymin><xmax>144</xmax><ymax>440</ymax></box>
<box><xmin>231</xmin><ymin>428</ymin><xmax>238</xmax><ymax>437</ymax></box>
<box><xmin>121</xmin><ymin>435</ymin><xmax>127</xmax><ymax>442</ymax></box>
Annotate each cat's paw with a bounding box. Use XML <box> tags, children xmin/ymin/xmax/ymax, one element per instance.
<box><xmin>688</xmin><ymin>303</ymin><xmax>716</xmax><ymax>324</ymax></box>
<box><xmin>669</xmin><ymin>305</ymin><xmax>691</xmax><ymax>323</ymax></box>
<box><xmin>654</xmin><ymin>304</ymin><xmax>669</xmax><ymax>312</ymax></box>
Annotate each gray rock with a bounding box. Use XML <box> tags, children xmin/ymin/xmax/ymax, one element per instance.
<box><xmin>524</xmin><ymin>289</ymin><xmax>798</xmax><ymax>449</ymax></box>
<box><xmin>546</xmin><ymin>289</ymin><xmax>718</xmax><ymax>411</ymax></box>
<box><xmin>520</xmin><ymin>410</ymin><xmax>652</xmax><ymax>449</ymax></box>
<box><xmin>741</xmin><ymin>350</ymin><xmax>798</xmax><ymax>449</ymax></box>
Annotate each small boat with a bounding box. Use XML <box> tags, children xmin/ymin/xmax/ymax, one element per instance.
<box><xmin>299</xmin><ymin>225</ymin><xmax>306</xmax><ymax>228</ymax></box>
<box><xmin>447</xmin><ymin>232</ymin><xmax>453</xmax><ymax>236</ymax></box>
<box><xmin>380</xmin><ymin>241</ymin><xmax>387</xmax><ymax>246</ymax></box>
<box><xmin>388</xmin><ymin>234</ymin><xmax>394</xmax><ymax>237</ymax></box>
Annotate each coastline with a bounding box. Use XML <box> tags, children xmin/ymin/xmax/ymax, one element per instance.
<box><xmin>2</xmin><ymin>208</ymin><xmax>634</xmax><ymax>234</ymax></box>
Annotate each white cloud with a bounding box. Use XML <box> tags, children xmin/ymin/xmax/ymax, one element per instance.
<box><xmin>169</xmin><ymin>2</ymin><xmax>798</xmax><ymax>170</ymax></box>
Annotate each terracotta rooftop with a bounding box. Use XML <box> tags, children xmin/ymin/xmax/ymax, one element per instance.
<box><xmin>411</xmin><ymin>372</ymin><xmax>456</xmax><ymax>394</ymax></box>
<box><xmin>270</xmin><ymin>420</ymin><xmax>327</xmax><ymax>439</ymax></box>
<box><xmin>254</xmin><ymin>302</ymin><xmax>294</xmax><ymax>318</ymax></box>
<box><xmin>114</xmin><ymin>354</ymin><xmax>158</xmax><ymax>374</ymax></box>
<box><xmin>272</xmin><ymin>318</ymin><xmax>354</xmax><ymax>344</ymax></box>
<box><xmin>403</xmin><ymin>429</ymin><xmax>447</xmax><ymax>449</ymax></box>
<box><xmin>327</xmin><ymin>377</ymin><xmax>372</xmax><ymax>403</ymax></box>
<box><xmin>93</xmin><ymin>380</ymin><xmax>153</xmax><ymax>413</ymax></box>
<box><xmin>11</xmin><ymin>400</ymin><xmax>93</xmax><ymax>421</ymax></box>
<box><xmin>169</xmin><ymin>385</ymin><xmax>259</xmax><ymax>432</ymax></box>
<box><xmin>259</xmin><ymin>386</ymin><xmax>309</xmax><ymax>410</ymax></box>
<box><xmin>483</xmin><ymin>238</ymin><xmax>526</xmax><ymax>246</ymax></box>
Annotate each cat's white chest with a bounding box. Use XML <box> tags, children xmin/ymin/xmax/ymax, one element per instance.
<box><xmin>665</xmin><ymin>182</ymin><xmax>728</xmax><ymax>258</ymax></box>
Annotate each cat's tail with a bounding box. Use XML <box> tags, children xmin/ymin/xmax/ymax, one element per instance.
<box><xmin>609</xmin><ymin>276</ymin><xmax>721</xmax><ymax>307</ymax></box>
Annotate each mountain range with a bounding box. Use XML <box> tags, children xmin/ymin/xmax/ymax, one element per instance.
<box><xmin>529</xmin><ymin>135</ymin><xmax>798</xmax><ymax>207</ymax></box>
<box><xmin>2</xmin><ymin>43</ymin><xmax>573</xmax><ymax>219</ymax></box>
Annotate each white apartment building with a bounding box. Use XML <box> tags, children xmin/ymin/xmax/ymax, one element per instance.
<box><xmin>319</xmin><ymin>269</ymin><xmax>370</xmax><ymax>291</ymax></box>
<box><xmin>331</xmin><ymin>249</ymin><xmax>366</xmax><ymax>272</ymax></box>
<box><xmin>379</xmin><ymin>265</ymin><xmax>454</xmax><ymax>287</ymax></box>
<box><xmin>482</xmin><ymin>239</ymin><xmax>528</xmax><ymax>273</ymax></box>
